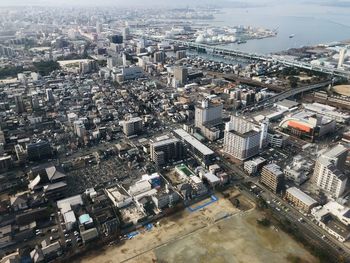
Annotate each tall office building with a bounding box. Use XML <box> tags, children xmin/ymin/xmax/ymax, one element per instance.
<box><xmin>110</xmin><ymin>35</ymin><xmax>123</xmax><ymax>44</ymax></box>
<box><xmin>79</xmin><ymin>61</ymin><xmax>97</xmax><ymax>74</ymax></box>
<box><xmin>27</xmin><ymin>141</ymin><xmax>52</xmax><ymax>161</ymax></box>
<box><xmin>0</xmin><ymin>45</ymin><xmax>15</xmax><ymax>57</ymax></box>
<box><xmin>195</xmin><ymin>99</ymin><xmax>223</xmax><ymax>128</ymax></box>
<box><xmin>107</xmin><ymin>57</ymin><xmax>118</xmax><ymax>69</ymax></box>
<box><xmin>260</xmin><ymin>163</ymin><xmax>284</xmax><ymax>194</ymax></box>
<box><xmin>174</xmin><ymin>66</ymin><xmax>188</xmax><ymax>86</ymax></box>
<box><xmin>14</xmin><ymin>94</ymin><xmax>25</xmax><ymax>113</ymax></box>
<box><xmin>176</xmin><ymin>50</ymin><xmax>186</xmax><ymax>60</ymax></box>
<box><xmin>154</xmin><ymin>51</ymin><xmax>165</xmax><ymax>63</ymax></box>
<box><xmin>195</xmin><ymin>99</ymin><xmax>223</xmax><ymax>141</ymax></box>
<box><xmin>96</xmin><ymin>22</ymin><xmax>102</xmax><ymax>35</ymax></box>
<box><xmin>0</xmin><ymin>156</ymin><xmax>12</xmax><ymax>173</ymax></box>
<box><xmin>338</xmin><ymin>48</ymin><xmax>346</xmax><ymax>69</ymax></box>
<box><xmin>15</xmin><ymin>144</ymin><xmax>27</xmax><ymax>163</ymax></box>
<box><xmin>46</xmin><ymin>88</ymin><xmax>54</xmax><ymax>103</ymax></box>
<box><xmin>121</xmin><ymin>117</ymin><xmax>143</xmax><ymax>136</ymax></box>
<box><xmin>0</xmin><ymin>129</ymin><xmax>5</xmax><ymax>155</ymax></box>
<box><xmin>138</xmin><ymin>38</ymin><xmax>146</xmax><ymax>49</ymax></box>
<box><xmin>31</xmin><ymin>95</ymin><xmax>40</xmax><ymax>110</ymax></box>
<box><xmin>312</xmin><ymin>144</ymin><xmax>349</xmax><ymax>198</ymax></box>
<box><xmin>122</xmin><ymin>27</ymin><xmax>130</xmax><ymax>40</ymax></box>
<box><xmin>223</xmin><ymin>116</ymin><xmax>267</xmax><ymax>160</ymax></box>
<box><xmin>73</xmin><ymin>120</ymin><xmax>86</xmax><ymax>138</ymax></box>
<box><xmin>150</xmin><ymin>138</ymin><xmax>184</xmax><ymax>166</ymax></box>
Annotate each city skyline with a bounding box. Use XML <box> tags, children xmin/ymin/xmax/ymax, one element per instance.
<box><xmin>0</xmin><ymin>3</ymin><xmax>349</xmax><ymax>263</ymax></box>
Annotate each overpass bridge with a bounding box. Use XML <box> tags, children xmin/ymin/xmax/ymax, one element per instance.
<box><xmin>140</xmin><ymin>35</ymin><xmax>350</xmax><ymax>79</ymax></box>
<box><xmin>241</xmin><ymin>80</ymin><xmax>332</xmax><ymax>111</ymax></box>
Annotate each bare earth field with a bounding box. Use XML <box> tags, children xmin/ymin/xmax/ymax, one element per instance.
<box><xmin>78</xmin><ymin>192</ymin><xmax>318</xmax><ymax>263</ymax></box>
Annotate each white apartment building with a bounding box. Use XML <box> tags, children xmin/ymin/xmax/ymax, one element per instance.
<box><xmin>195</xmin><ymin>99</ymin><xmax>223</xmax><ymax>141</ymax></box>
<box><xmin>121</xmin><ymin>117</ymin><xmax>143</xmax><ymax>136</ymax></box>
<box><xmin>313</xmin><ymin>144</ymin><xmax>349</xmax><ymax>199</ymax></box>
<box><xmin>223</xmin><ymin>116</ymin><xmax>268</xmax><ymax>160</ymax></box>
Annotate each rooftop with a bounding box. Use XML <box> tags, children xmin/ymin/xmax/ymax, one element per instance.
<box><xmin>263</xmin><ymin>163</ymin><xmax>283</xmax><ymax>176</ymax></box>
<box><xmin>175</xmin><ymin>164</ymin><xmax>195</xmax><ymax>177</ymax></box>
<box><xmin>151</xmin><ymin>138</ymin><xmax>180</xmax><ymax>148</ymax></box>
<box><xmin>323</xmin><ymin>144</ymin><xmax>348</xmax><ymax>159</ymax></box>
<box><xmin>174</xmin><ymin>129</ymin><xmax>214</xmax><ymax>156</ymax></box>
<box><xmin>321</xmin><ymin>213</ymin><xmax>350</xmax><ymax>239</ymax></box>
<box><xmin>275</xmin><ymin>99</ymin><xmax>299</xmax><ymax>109</ymax></box>
<box><xmin>286</xmin><ymin>187</ymin><xmax>317</xmax><ymax>206</ymax></box>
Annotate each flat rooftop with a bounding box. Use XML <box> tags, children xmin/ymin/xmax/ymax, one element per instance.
<box><xmin>286</xmin><ymin>187</ymin><xmax>317</xmax><ymax>206</ymax></box>
<box><xmin>322</xmin><ymin>213</ymin><xmax>350</xmax><ymax>238</ymax></box>
<box><xmin>275</xmin><ymin>99</ymin><xmax>299</xmax><ymax>109</ymax></box>
<box><xmin>174</xmin><ymin>129</ymin><xmax>214</xmax><ymax>156</ymax></box>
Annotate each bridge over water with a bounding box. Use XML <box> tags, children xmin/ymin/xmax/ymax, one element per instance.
<box><xmin>141</xmin><ymin>36</ymin><xmax>350</xmax><ymax>79</ymax></box>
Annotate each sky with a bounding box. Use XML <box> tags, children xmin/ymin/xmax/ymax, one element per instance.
<box><xmin>0</xmin><ymin>0</ymin><xmax>293</xmax><ymax>7</ymax></box>
<box><xmin>0</xmin><ymin>0</ymin><xmax>350</xmax><ymax>10</ymax></box>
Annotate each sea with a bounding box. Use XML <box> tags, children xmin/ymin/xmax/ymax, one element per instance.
<box><xmin>207</xmin><ymin>3</ymin><xmax>350</xmax><ymax>55</ymax></box>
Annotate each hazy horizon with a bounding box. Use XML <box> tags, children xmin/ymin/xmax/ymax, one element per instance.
<box><xmin>1</xmin><ymin>0</ymin><xmax>348</xmax><ymax>7</ymax></box>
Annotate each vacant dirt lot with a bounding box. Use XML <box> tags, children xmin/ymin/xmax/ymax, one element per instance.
<box><xmin>154</xmin><ymin>210</ymin><xmax>317</xmax><ymax>263</ymax></box>
<box><xmin>78</xmin><ymin>193</ymin><xmax>317</xmax><ymax>263</ymax></box>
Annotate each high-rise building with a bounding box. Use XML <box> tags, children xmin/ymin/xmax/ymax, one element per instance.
<box><xmin>138</xmin><ymin>38</ymin><xmax>146</xmax><ymax>49</ymax></box>
<box><xmin>195</xmin><ymin>99</ymin><xmax>223</xmax><ymax>128</ymax></box>
<box><xmin>195</xmin><ymin>99</ymin><xmax>223</xmax><ymax>141</ymax></box>
<box><xmin>74</xmin><ymin>120</ymin><xmax>86</xmax><ymax>138</ymax></box>
<box><xmin>312</xmin><ymin>144</ymin><xmax>348</xmax><ymax>198</ymax></box>
<box><xmin>0</xmin><ymin>155</ymin><xmax>12</xmax><ymax>173</ymax></box>
<box><xmin>338</xmin><ymin>48</ymin><xmax>346</xmax><ymax>69</ymax></box>
<box><xmin>260</xmin><ymin>163</ymin><xmax>284</xmax><ymax>194</ymax></box>
<box><xmin>122</xmin><ymin>27</ymin><xmax>130</xmax><ymax>40</ymax></box>
<box><xmin>0</xmin><ymin>45</ymin><xmax>15</xmax><ymax>57</ymax></box>
<box><xmin>96</xmin><ymin>22</ymin><xmax>103</xmax><ymax>35</ymax></box>
<box><xmin>27</xmin><ymin>141</ymin><xmax>52</xmax><ymax>161</ymax></box>
<box><xmin>107</xmin><ymin>57</ymin><xmax>118</xmax><ymax>69</ymax></box>
<box><xmin>109</xmin><ymin>43</ymin><xmax>123</xmax><ymax>53</ymax></box>
<box><xmin>14</xmin><ymin>94</ymin><xmax>25</xmax><ymax>113</ymax></box>
<box><xmin>154</xmin><ymin>51</ymin><xmax>165</xmax><ymax>63</ymax></box>
<box><xmin>174</xmin><ymin>66</ymin><xmax>188</xmax><ymax>86</ymax></box>
<box><xmin>0</xmin><ymin>130</ymin><xmax>5</xmax><ymax>155</ymax></box>
<box><xmin>176</xmin><ymin>50</ymin><xmax>186</xmax><ymax>60</ymax></box>
<box><xmin>15</xmin><ymin>144</ymin><xmax>27</xmax><ymax>163</ymax></box>
<box><xmin>223</xmin><ymin>116</ymin><xmax>267</xmax><ymax>160</ymax></box>
<box><xmin>46</xmin><ymin>88</ymin><xmax>54</xmax><ymax>103</ymax></box>
<box><xmin>79</xmin><ymin>61</ymin><xmax>97</xmax><ymax>74</ymax></box>
<box><xmin>150</xmin><ymin>138</ymin><xmax>184</xmax><ymax>166</ymax></box>
<box><xmin>121</xmin><ymin>117</ymin><xmax>143</xmax><ymax>136</ymax></box>
<box><xmin>110</xmin><ymin>35</ymin><xmax>123</xmax><ymax>44</ymax></box>
<box><xmin>31</xmin><ymin>95</ymin><xmax>40</xmax><ymax>110</ymax></box>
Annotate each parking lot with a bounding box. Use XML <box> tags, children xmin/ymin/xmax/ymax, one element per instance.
<box><xmin>55</xmin><ymin>210</ymin><xmax>84</xmax><ymax>251</ymax></box>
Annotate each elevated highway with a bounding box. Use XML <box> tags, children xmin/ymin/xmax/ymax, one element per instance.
<box><xmin>140</xmin><ymin>35</ymin><xmax>350</xmax><ymax>79</ymax></box>
<box><xmin>242</xmin><ymin>80</ymin><xmax>332</xmax><ymax>111</ymax></box>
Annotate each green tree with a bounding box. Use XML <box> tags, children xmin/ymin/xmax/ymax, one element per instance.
<box><xmin>288</xmin><ymin>76</ymin><xmax>298</xmax><ymax>88</ymax></box>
